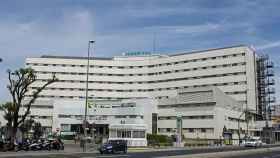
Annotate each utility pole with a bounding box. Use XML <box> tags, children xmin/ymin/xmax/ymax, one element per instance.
<box><xmin>83</xmin><ymin>40</ymin><xmax>95</xmax><ymax>152</ymax></box>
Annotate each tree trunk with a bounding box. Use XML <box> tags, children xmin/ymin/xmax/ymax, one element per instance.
<box><xmin>10</xmin><ymin>120</ymin><xmax>18</xmax><ymax>150</ymax></box>
<box><xmin>8</xmin><ymin>127</ymin><xmax>17</xmax><ymax>150</ymax></box>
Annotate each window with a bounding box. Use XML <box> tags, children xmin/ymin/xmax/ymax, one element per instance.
<box><xmin>201</xmin><ymin>129</ymin><xmax>206</xmax><ymax>133</ymax></box>
<box><xmin>115</xmin><ymin>115</ymin><xmax>126</xmax><ymax>118</ymax></box>
<box><xmin>166</xmin><ymin>128</ymin><xmax>171</xmax><ymax>132</ymax></box>
<box><xmin>61</xmin><ymin>124</ymin><xmax>71</xmax><ymax>132</ymax></box>
<box><xmin>189</xmin><ymin>128</ymin><xmax>194</xmax><ymax>133</ymax></box>
<box><xmin>133</xmin><ymin>131</ymin><xmax>145</xmax><ymax>138</ymax></box>
<box><xmin>58</xmin><ymin>115</ymin><xmax>71</xmax><ymax>118</ymax></box>
<box><xmin>117</xmin><ymin>130</ymin><xmax>131</xmax><ymax>138</ymax></box>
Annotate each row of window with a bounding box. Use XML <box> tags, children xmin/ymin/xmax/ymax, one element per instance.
<box><xmin>27</xmin><ymin>91</ymin><xmax>246</xmax><ymax>101</ymax></box>
<box><xmin>115</xmin><ymin>115</ymin><xmax>143</xmax><ymax>119</ymax></box>
<box><xmin>30</xmin><ymin>81</ymin><xmax>247</xmax><ymax>93</ymax></box>
<box><xmin>26</xmin><ymin>95</ymin><xmax>129</xmax><ymax>100</ymax></box>
<box><xmin>58</xmin><ymin>114</ymin><xmax>143</xmax><ymax>119</ymax></box>
<box><xmin>27</xmin><ymin>53</ymin><xmax>245</xmax><ymax>69</ymax></box>
<box><xmin>227</xmin><ymin>117</ymin><xmax>246</xmax><ymax>122</ymax></box>
<box><xmin>30</xmin><ymin>105</ymin><xmax>53</xmax><ymax>109</ymax></box>
<box><xmin>33</xmin><ymin>62</ymin><xmax>246</xmax><ymax>77</ymax></box>
<box><xmin>29</xmin><ymin>104</ymin><xmax>136</xmax><ymax>109</ymax></box>
<box><xmin>158</xmin><ymin>128</ymin><xmax>214</xmax><ymax>133</ymax></box>
<box><xmin>158</xmin><ymin>115</ymin><xmax>214</xmax><ymax>120</ymax></box>
<box><xmin>36</xmin><ymin>72</ymin><xmax>246</xmax><ymax>87</ymax></box>
<box><xmin>29</xmin><ymin>115</ymin><xmax>52</xmax><ymax>119</ymax></box>
<box><xmin>158</xmin><ymin>103</ymin><xmax>216</xmax><ymax>109</ymax></box>
<box><xmin>110</xmin><ymin>130</ymin><xmax>145</xmax><ymax>138</ymax></box>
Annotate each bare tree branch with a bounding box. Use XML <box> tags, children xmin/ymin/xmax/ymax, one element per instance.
<box><xmin>18</xmin><ymin>74</ymin><xmax>57</xmax><ymax>125</ymax></box>
<box><xmin>3</xmin><ymin>68</ymin><xmax>58</xmax><ymax>146</ymax></box>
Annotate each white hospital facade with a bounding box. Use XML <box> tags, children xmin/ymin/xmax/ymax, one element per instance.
<box><xmin>0</xmin><ymin>45</ymin><xmax>275</xmax><ymax>145</ymax></box>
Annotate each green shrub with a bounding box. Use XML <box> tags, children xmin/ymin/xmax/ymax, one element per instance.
<box><xmin>147</xmin><ymin>134</ymin><xmax>173</xmax><ymax>145</ymax></box>
<box><xmin>60</xmin><ymin>134</ymin><xmax>75</xmax><ymax>140</ymax></box>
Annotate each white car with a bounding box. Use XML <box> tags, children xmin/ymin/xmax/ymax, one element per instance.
<box><xmin>244</xmin><ymin>138</ymin><xmax>262</xmax><ymax>147</ymax></box>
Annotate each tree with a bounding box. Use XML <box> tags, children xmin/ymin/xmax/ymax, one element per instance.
<box><xmin>0</xmin><ymin>68</ymin><xmax>57</xmax><ymax>147</ymax></box>
<box><xmin>33</xmin><ymin>122</ymin><xmax>43</xmax><ymax>140</ymax></box>
<box><xmin>19</xmin><ymin>119</ymin><xmax>35</xmax><ymax>140</ymax></box>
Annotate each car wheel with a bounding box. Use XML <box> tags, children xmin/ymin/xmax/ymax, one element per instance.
<box><xmin>100</xmin><ymin>151</ymin><xmax>103</xmax><ymax>154</ymax></box>
<box><xmin>124</xmin><ymin>150</ymin><xmax>127</xmax><ymax>154</ymax></box>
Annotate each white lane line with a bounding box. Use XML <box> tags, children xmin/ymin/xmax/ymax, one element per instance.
<box><xmin>272</xmin><ymin>154</ymin><xmax>280</xmax><ymax>158</ymax></box>
<box><xmin>94</xmin><ymin>154</ymin><xmax>130</xmax><ymax>158</ymax></box>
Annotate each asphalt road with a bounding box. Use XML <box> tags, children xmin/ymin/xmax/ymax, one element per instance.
<box><xmin>225</xmin><ymin>150</ymin><xmax>280</xmax><ymax>158</ymax></box>
<box><xmin>2</xmin><ymin>145</ymin><xmax>280</xmax><ymax>158</ymax></box>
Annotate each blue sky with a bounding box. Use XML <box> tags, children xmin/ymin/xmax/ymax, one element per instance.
<box><xmin>0</xmin><ymin>0</ymin><xmax>280</xmax><ymax>102</ymax></box>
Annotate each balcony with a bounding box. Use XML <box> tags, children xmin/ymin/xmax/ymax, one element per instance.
<box><xmin>266</xmin><ymin>70</ymin><xmax>274</xmax><ymax>76</ymax></box>
<box><xmin>267</xmin><ymin>61</ymin><xmax>274</xmax><ymax>68</ymax></box>
<box><xmin>266</xmin><ymin>96</ymin><xmax>276</xmax><ymax>103</ymax></box>
<box><xmin>267</xmin><ymin>87</ymin><xmax>276</xmax><ymax>94</ymax></box>
<box><xmin>267</xmin><ymin>78</ymin><xmax>275</xmax><ymax>85</ymax></box>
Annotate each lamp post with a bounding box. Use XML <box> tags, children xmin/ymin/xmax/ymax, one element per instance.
<box><xmin>237</xmin><ymin>110</ymin><xmax>246</xmax><ymax>146</ymax></box>
<box><xmin>83</xmin><ymin>40</ymin><xmax>95</xmax><ymax>152</ymax></box>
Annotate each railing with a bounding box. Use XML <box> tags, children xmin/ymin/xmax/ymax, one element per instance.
<box><xmin>267</xmin><ymin>78</ymin><xmax>275</xmax><ymax>85</ymax></box>
<box><xmin>266</xmin><ymin>96</ymin><xmax>276</xmax><ymax>103</ymax></box>
<box><xmin>266</xmin><ymin>70</ymin><xmax>274</xmax><ymax>76</ymax></box>
<box><xmin>267</xmin><ymin>88</ymin><xmax>276</xmax><ymax>94</ymax></box>
<box><xmin>266</xmin><ymin>61</ymin><xmax>274</xmax><ymax>68</ymax></box>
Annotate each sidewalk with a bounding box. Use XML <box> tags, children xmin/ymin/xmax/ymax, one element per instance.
<box><xmin>161</xmin><ymin>146</ymin><xmax>280</xmax><ymax>158</ymax></box>
<box><xmin>0</xmin><ymin>142</ymin><xmax>279</xmax><ymax>157</ymax></box>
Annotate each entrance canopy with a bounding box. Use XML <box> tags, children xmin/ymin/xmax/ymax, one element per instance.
<box><xmin>109</xmin><ymin>124</ymin><xmax>146</xmax><ymax>130</ymax></box>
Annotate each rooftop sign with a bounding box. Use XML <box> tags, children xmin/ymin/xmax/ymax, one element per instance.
<box><xmin>123</xmin><ymin>51</ymin><xmax>152</xmax><ymax>56</ymax></box>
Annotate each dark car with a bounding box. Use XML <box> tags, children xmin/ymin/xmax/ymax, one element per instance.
<box><xmin>99</xmin><ymin>140</ymin><xmax>127</xmax><ymax>154</ymax></box>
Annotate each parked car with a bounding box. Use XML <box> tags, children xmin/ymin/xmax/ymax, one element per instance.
<box><xmin>245</xmin><ymin>137</ymin><xmax>262</xmax><ymax>147</ymax></box>
<box><xmin>99</xmin><ymin>140</ymin><xmax>127</xmax><ymax>154</ymax></box>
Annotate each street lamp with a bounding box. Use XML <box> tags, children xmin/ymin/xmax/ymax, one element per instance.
<box><xmin>83</xmin><ymin>40</ymin><xmax>95</xmax><ymax>152</ymax></box>
<box><xmin>237</xmin><ymin>109</ymin><xmax>256</xmax><ymax>146</ymax></box>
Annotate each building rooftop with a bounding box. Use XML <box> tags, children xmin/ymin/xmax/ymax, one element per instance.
<box><xmin>40</xmin><ymin>44</ymin><xmax>248</xmax><ymax>60</ymax></box>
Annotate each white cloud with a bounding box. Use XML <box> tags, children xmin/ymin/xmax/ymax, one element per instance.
<box><xmin>0</xmin><ymin>9</ymin><xmax>96</xmax><ymax>102</ymax></box>
<box><xmin>256</xmin><ymin>41</ymin><xmax>280</xmax><ymax>50</ymax></box>
<box><xmin>140</xmin><ymin>23</ymin><xmax>221</xmax><ymax>36</ymax></box>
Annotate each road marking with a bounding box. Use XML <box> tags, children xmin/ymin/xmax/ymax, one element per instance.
<box><xmin>81</xmin><ymin>155</ymin><xmax>130</xmax><ymax>158</ymax></box>
<box><xmin>271</xmin><ymin>154</ymin><xmax>280</xmax><ymax>158</ymax></box>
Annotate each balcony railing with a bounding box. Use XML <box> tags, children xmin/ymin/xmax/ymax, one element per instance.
<box><xmin>266</xmin><ymin>61</ymin><xmax>274</xmax><ymax>68</ymax></box>
<box><xmin>266</xmin><ymin>70</ymin><xmax>274</xmax><ymax>76</ymax></box>
<box><xmin>267</xmin><ymin>87</ymin><xmax>276</xmax><ymax>94</ymax></box>
<box><xmin>266</xmin><ymin>96</ymin><xmax>276</xmax><ymax>103</ymax></box>
<box><xmin>267</xmin><ymin>78</ymin><xmax>275</xmax><ymax>85</ymax></box>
